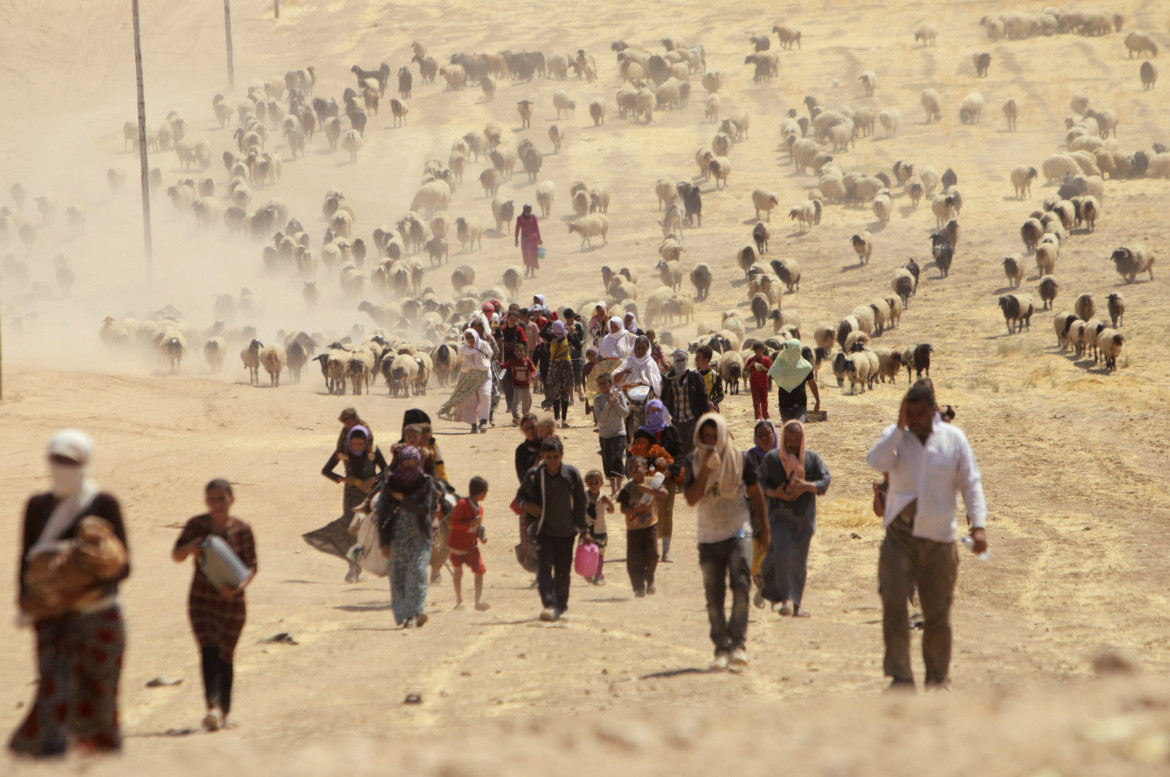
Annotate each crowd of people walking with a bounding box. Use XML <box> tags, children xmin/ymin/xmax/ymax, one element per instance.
<box><xmin>9</xmin><ymin>290</ymin><xmax>989</xmax><ymax>758</ymax></box>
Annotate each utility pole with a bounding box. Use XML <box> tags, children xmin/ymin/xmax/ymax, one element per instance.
<box><xmin>224</xmin><ymin>0</ymin><xmax>235</xmax><ymax>91</ymax></box>
<box><xmin>132</xmin><ymin>0</ymin><xmax>153</xmax><ymax>283</ymax></box>
<box><xmin>274</xmin><ymin>0</ymin><xmax>280</xmax><ymax>20</ymax></box>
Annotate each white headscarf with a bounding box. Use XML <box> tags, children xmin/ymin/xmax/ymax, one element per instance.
<box><xmin>691</xmin><ymin>413</ymin><xmax>744</xmax><ymax>498</ymax></box>
<box><xmin>620</xmin><ymin>337</ymin><xmax>662</xmax><ymax>395</ymax></box>
<box><xmin>459</xmin><ymin>328</ymin><xmax>493</xmax><ymax>370</ymax></box>
<box><xmin>599</xmin><ymin>317</ymin><xmax>635</xmax><ymax>359</ymax></box>
<box><xmin>29</xmin><ymin>430</ymin><xmax>99</xmax><ymax>559</ymax></box>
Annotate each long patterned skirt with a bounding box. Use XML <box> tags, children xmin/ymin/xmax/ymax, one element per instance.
<box><xmin>10</xmin><ymin>606</ymin><xmax>125</xmax><ymax>757</ymax></box>
<box><xmin>545</xmin><ymin>360</ymin><xmax>574</xmax><ymax>403</ymax></box>
<box><xmin>388</xmin><ymin>507</ymin><xmax>434</xmax><ymax>625</ymax></box>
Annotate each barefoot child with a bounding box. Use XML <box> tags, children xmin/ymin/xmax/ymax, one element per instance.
<box><xmin>449</xmin><ymin>477</ymin><xmax>490</xmax><ymax>611</ymax></box>
<box><xmin>617</xmin><ymin>456</ymin><xmax>668</xmax><ymax>597</ymax></box>
<box><xmin>583</xmin><ymin>470</ymin><xmax>615</xmax><ymax>585</ymax></box>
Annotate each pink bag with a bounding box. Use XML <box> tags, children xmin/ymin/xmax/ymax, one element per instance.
<box><xmin>574</xmin><ymin>541</ymin><xmax>599</xmax><ymax>579</ymax></box>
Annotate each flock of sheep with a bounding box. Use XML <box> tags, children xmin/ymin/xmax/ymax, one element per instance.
<box><xmin>5</xmin><ymin>8</ymin><xmax>1166</xmax><ymax>400</ymax></box>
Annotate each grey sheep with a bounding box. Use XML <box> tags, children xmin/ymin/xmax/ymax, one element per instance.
<box><xmin>1110</xmin><ymin>246</ymin><xmax>1155</xmax><ymax>283</ymax></box>
<box><xmin>1002</xmin><ymin>255</ymin><xmax>1025</xmax><ymax>287</ymax></box>
<box><xmin>1106</xmin><ymin>292</ymin><xmax>1125</xmax><ymax>327</ymax></box>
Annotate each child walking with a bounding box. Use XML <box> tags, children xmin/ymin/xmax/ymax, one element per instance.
<box><xmin>448</xmin><ymin>477</ymin><xmax>490</xmax><ymax>611</ymax></box>
<box><xmin>592</xmin><ymin>372</ymin><xmax>629</xmax><ymax>496</ymax></box>
<box><xmin>617</xmin><ymin>456</ymin><xmax>668</xmax><ymax>597</ymax></box>
<box><xmin>745</xmin><ymin>342</ymin><xmax>773</xmax><ymax>420</ymax></box>
<box><xmin>502</xmin><ymin>344</ymin><xmax>536</xmax><ymax>424</ymax></box>
<box><xmin>583</xmin><ymin>470</ymin><xmax>615</xmax><ymax>586</ymax></box>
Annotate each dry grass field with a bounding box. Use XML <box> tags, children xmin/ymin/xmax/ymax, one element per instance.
<box><xmin>2</xmin><ymin>1</ymin><xmax>1170</xmax><ymax>773</ymax></box>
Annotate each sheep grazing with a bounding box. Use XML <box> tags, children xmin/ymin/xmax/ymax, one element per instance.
<box><xmin>1141</xmin><ymin>61</ymin><xmax>1158</xmax><ymax>90</ymax></box>
<box><xmin>752</xmin><ymin>188</ymin><xmax>779</xmax><ymax>221</ymax></box>
<box><xmin>959</xmin><ymin>92</ymin><xmax>985</xmax><ymax>124</ymax></box>
<box><xmin>921</xmin><ymin>89</ymin><xmax>942</xmax><ymax>122</ymax></box>
<box><xmin>1110</xmin><ymin>246</ymin><xmax>1155</xmax><ymax>283</ymax></box>
<box><xmin>973</xmin><ymin>52</ymin><xmax>991</xmax><ymax>77</ymax></box>
<box><xmin>998</xmin><ymin>294</ymin><xmax>1034</xmax><ymax>334</ymax></box>
<box><xmin>1106</xmin><ymin>293</ymin><xmax>1126</xmax><ymax>327</ymax></box>
<box><xmin>915</xmin><ymin>23</ymin><xmax>938</xmax><ymax>46</ymax></box>
<box><xmin>930</xmin><ymin>233</ymin><xmax>954</xmax><ymax>278</ymax></box>
<box><xmin>589</xmin><ymin>99</ymin><xmax>606</xmax><ymax>126</ymax></box>
<box><xmin>788</xmin><ymin>200</ymin><xmax>821</xmax><ymax>232</ymax></box>
<box><xmin>753</xmin><ymin>222</ymin><xmax>769</xmax><ymax>254</ymax></box>
<box><xmin>1003</xmin><ymin>98</ymin><xmax>1019</xmax><ymax>131</ymax></box>
<box><xmin>851</xmin><ymin>232</ymin><xmax>873</xmax><ymax>265</ymax></box>
<box><xmin>1124</xmin><ymin>31</ymin><xmax>1158</xmax><ymax>58</ymax></box>
<box><xmin>1011</xmin><ymin>166</ymin><xmax>1037</xmax><ymax>199</ymax></box>
<box><xmin>1038</xmin><ymin>275</ymin><xmax>1059</xmax><ymax>309</ymax></box>
<box><xmin>568</xmin><ymin>214</ymin><xmax>609</xmax><ymax>249</ymax></box>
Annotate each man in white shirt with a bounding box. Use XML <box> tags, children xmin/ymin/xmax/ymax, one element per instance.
<box><xmin>866</xmin><ymin>381</ymin><xmax>988</xmax><ymax>690</ymax></box>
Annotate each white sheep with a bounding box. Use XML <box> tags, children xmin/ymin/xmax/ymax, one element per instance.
<box><xmin>845</xmin><ymin>348</ymin><xmax>879</xmax><ymax>394</ymax></box>
<box><xmin>851</xmin><ymin>232</ymin><xmax>874</xmax><ymax>265</ymax></box>
<box><xmin>858</xmin><ymin>71</ymin><xmax>877</xmax><ymax>97</ymax></box>
<box><xmin>752</xmin><ymin>188</ymin><xmax>779</xmax><ymax>221</ymax></box>
<box><xmin>788</xmin><ymin>201</ymin><xmax>819</xmax><ymax>232</ymax></box>
<box><xmin>921</xmin><ymin>89</ymin><xmax>942</xmax><ymax>122</ymax></box>
<box><xmin>871</xmin><ymin>191</ymin><xmax>892</xmax><ymax>223</ymax></box>
<box><xmin>568</xmin><ymin>214</ymin><xmax>609</xmax><ymax>249</ymax></box>
<box><xmin>1010</xmin><ymin>165</ymin><xmax>1037</xmax><ymax>199</ymax></box>
<box><xmin>959</xmin><ymin>92</ymin><xmax>985</xmax><ymax>124</ymax></box>
<box><xmin>260</xmin><ymin>344</ymin><xmax>287</xmax><ymax>387</ymax></box>
<box><xmin>878</xmin><ymin>108</ymin><xmax>900</xmax><ymax>138</ymax></box>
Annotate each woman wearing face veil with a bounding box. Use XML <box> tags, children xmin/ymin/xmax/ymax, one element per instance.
<box><xmin>11</xmin><ymin>431</ymin><xmax>130</xmax><ymax>758</ymax></box>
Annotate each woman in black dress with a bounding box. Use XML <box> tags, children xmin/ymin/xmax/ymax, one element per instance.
<box><xmin>304</xmin><ymin>426</ymin><xmax>386</xmax><ymax>582</ymax></box>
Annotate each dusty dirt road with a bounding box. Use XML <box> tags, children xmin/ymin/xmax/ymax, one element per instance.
<box><xmin>2</xmin><ymin>0</ymin><xmax>1170</xmax><ymax>773</ymax></box>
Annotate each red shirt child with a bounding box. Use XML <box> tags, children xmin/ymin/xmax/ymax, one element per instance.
<box><xmin>745</xmin><ymin>352</ymin><xmax>773</xmax><ymax>388</ymax></box>
<box><xmin>502</xmin><ymin>353</ymin><xmax>536</xmax><ymax>388</ymax></box>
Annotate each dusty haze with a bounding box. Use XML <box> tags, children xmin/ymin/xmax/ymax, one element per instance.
<box><xmin>2</xmin><ymin>1</ymin><xmax>1170</xmax><ymax>774</ymax></box>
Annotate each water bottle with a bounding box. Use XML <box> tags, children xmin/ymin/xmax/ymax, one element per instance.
<box><xmin>960</xmin><ymin>536</ymin><xmax>991</xmax><ymax>562</ymax></box>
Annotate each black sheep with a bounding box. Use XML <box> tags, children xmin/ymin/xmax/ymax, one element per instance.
<box><xmin>930</xmin><ymin>233</ymin><xmax>954</xmax><ymax>277</ymax></box>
